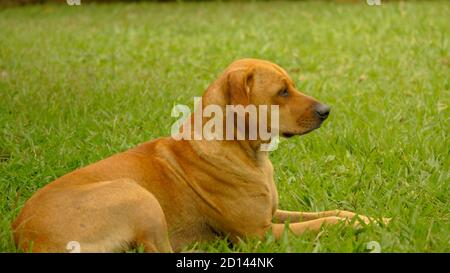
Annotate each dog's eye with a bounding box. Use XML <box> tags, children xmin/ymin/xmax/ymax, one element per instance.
<box><xmin>278</xmin><ymin>88</ymin><xmax>289</xmax><ymax>97</ymax></box>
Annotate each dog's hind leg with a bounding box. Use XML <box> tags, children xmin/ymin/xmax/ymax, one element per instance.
<box><xmin>13</xmin><ymin>178</ymin><xmax>173</xmax><ymax>253</ymax></box>
<box><xmin>132</xmin><ymin>190</ymin><xmax>173</xmax><ymax>253</ymax></box>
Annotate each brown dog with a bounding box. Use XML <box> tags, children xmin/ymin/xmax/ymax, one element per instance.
<box><xmin>13</xmin><ymin>59</ymin><xmax>386</xmax><ymax>253</ymax></box>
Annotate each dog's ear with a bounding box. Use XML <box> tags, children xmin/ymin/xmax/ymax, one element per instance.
<box><xmin>226</xmin><ymin>68</ymin><xmax>254</xmax><ymax>106</ymax></box>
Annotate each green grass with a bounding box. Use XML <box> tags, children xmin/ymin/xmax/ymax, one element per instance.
<box><xmin>0</xmin><ymin>1</ymin><xmax>449</xmax><ymax>253</ymax></box>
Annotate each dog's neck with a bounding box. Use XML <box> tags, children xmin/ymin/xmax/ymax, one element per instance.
<box><xmin>185</xmin><ymin>133</ymin><xmax>269</xmax><ymax>166</ymax></box>
<box><xmin>236</xmin><ymin>139</ymin><xmax>269</xmax><ymax>163</ymax></box>
<box><xmin>179</xmin><ymin>110</ymin><xmax>271</xmax><ymax>164</ymax></box>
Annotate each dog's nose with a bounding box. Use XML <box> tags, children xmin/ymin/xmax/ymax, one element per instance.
<box><xmin>315</xmin><ymin>104</ymin><xmax>331</xmax><ymax>120</ymax></box>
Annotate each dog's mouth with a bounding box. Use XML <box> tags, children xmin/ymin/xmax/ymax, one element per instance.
<box><xmin>281</xmin><ymin>126</ymin><xmax>320</xmax><ymax>138</ymax></box>
<box><xmin>281</xmin><ymin>132</ymin><xmax>296</xmax><ymax>138</ymax></box>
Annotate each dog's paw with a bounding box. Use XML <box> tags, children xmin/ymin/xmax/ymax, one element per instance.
<box><xmin>346</xmin><ymin>215</ymin><xmax>391</xmax><ymax>227</ymax></box>
<box><xmin>380</xmin><ymin>217</ymin><xmax>392</xmax><ymax>225</ymax></box>
<box><xmin>358</xmin><ymin>216</ymin><xmax>391</xmax><ymax>226</ymax></box>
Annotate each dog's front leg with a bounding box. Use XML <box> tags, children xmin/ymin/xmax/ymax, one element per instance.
<box><xmin>273</xmin><ymin>209</ymin><xmax>388</xmax><ymax>225</ymax></box>
<box><xmin>270</xmin><ymin>216</ymin><xmax>355</xmax><ymax>239</ymax></box>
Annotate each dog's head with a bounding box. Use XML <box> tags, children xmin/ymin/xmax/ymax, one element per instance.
<box><xmin>206</xmin><ymin>58</ymin><xmax>330</xmax><ymax>138</ymax></box>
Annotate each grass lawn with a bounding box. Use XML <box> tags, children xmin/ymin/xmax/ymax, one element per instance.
<box><xmin>0</xmin><ymin>1</ymin><xmax>448</xmax><ymax>253</ymax></box>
